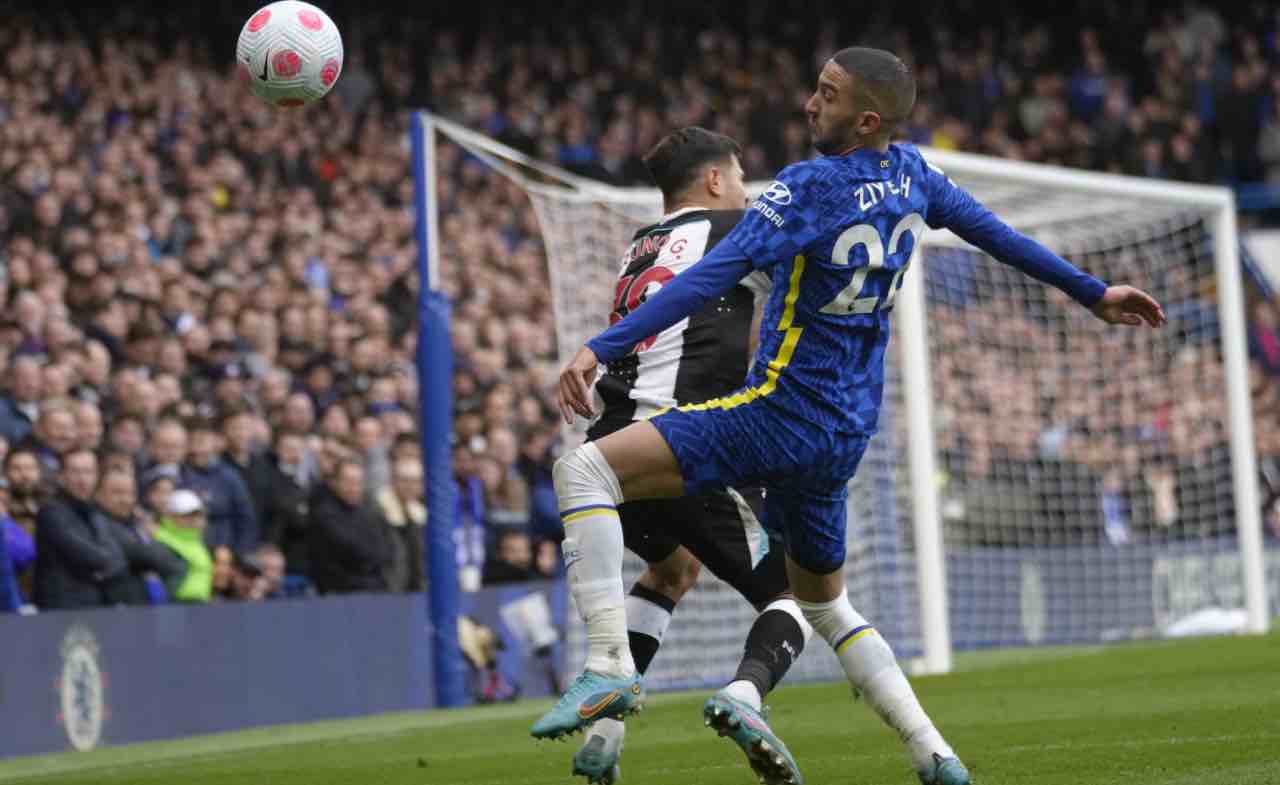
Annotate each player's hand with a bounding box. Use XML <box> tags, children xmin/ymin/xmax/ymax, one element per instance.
<box><xmin>1090</xmin><ymin>285</ymin><xmax>1166</xmax><ymax>328</ymax></box>
<box><xmin>558</xmin><ymin>345</ymin><xmax>600</xmax><ymax>424</ymax></box>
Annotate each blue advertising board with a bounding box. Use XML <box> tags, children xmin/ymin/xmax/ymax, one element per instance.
<box><xmin>0</xmin><ymin>594</ymin><xmax>433</xmax><ymax>759</ymax></box>
<box><xmin>0</xmin><ymin>580</ymin><xmax>570</xmax><ymax>760</ymax></box>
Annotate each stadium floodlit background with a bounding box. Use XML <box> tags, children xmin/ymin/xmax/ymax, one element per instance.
<box><xmin>1</xmin><ymin>1</ymin><xmax>1279</xmax><ymax>783</ymax></box>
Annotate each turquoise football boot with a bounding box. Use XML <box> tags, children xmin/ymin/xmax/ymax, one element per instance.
<box><xmin>703</xmin><ymin>689</ymin><xmax>803</xmax><ymax>785</ymax></box>
<box><xmin>918</xmin><ymin>753</ymin><xmax>971</xmax><ymax>785</ymax></box>
<box><xmin>530</xmin><ymin>671</ymin><xmax>644</xmax><ymax>740</ymax></box>
<box><xmin>572</xmin><ymin>728</ymin><xmax>623</xmax><ymax>784</ymax></box>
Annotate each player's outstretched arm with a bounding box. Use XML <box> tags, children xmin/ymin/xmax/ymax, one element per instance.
<box><xmin>1090</xmin><ymin>284</ymin><xmax>1166</xmax><ymax>327</ymax></box>
<box><xmin>920</xmin><ymin>159</ymin><xmax>1170</xmax><ymax>327</ymax></box>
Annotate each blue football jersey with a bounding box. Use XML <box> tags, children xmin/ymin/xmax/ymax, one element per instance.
<box><xmin>587</xmin><ymin>143</ymin><xmax>1106</xmax><ymax>438</ymax></box>
<box><xmin>726</xmin><ymin>147</ymin><xmax>927</xmax><ymax>433</ymax></box>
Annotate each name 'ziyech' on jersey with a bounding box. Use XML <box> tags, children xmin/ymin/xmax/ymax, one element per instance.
<box><xmin>590</xmin><ymin>207</ymin><xmax>769</xmax><ymax>436</ymax></box>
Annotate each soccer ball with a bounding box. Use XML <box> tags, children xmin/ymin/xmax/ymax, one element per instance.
<box><xmin>236</xmin><ymin>1</ymin><xmax>343</xmax><ymax>108</ymax></box>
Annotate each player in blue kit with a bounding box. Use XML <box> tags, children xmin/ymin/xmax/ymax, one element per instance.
<box><xmin>534</xmin><ymin>47</ymin><xmax>1165</xmax><ymax>784</ymax></box>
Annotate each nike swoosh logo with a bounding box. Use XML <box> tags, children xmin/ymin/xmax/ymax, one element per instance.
<box><xmin>577</xmin><ymin>690</ymin><xmax>621</xmax><ymax>720</ymax></box>
<box><xmin>260</xmin><ymin>50</ymin><xmax>270</xmax><ymax>81</ymax></box>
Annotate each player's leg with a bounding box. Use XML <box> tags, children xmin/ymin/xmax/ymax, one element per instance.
<box><xmin>683</xmin><ymin>488</ymin><xmax>813</xmax><ymax>712</ymax></box>
<box><xmin>721</xmin><ymin>594</ymin><xmax>810</xmax><ymax>707</ymax></box>
<box><xmin>628</xmin><ymin>547</ymin><xmax>702</xmax><ymax>670</ymax></box>
<box><xmin>703</xmin><ymin>589</ymin><xmax>812</xmax><ymax>785</ymax></box>
<box><xmin>557</xmin><ymin>423</ymin><xmax>684</xmax><ymax>673</ymax></box>
<box><xmin>575</xmin><ymin>542</ymin><xmax>700</xmax><ymax>784</ymax></box>
<box><xmin>779</xmin><ymin>474</ymin><xmax>969</xmax><ymax>785</ymax></box>
<box><xmin>538</xmin><ymin>400</ymin><xmax>779</xmax><ymax>739</ymax></box>
<box><xmin>532</xmin><ymin>421</ymin><xmax>688</xmax><ymax>739</ymax></box>
<box><xmin>665</xmin><ymin>487</ymin><xmax>811</xmax><ymax>784</ymax></box>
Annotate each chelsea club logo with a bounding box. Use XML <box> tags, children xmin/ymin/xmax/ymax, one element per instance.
<box><xmin>56</xmin><ymin>624</ymin><xmax>105</xmax><ymax>751</ymax></box>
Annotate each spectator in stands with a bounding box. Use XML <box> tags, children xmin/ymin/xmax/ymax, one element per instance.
<box><xmin>0</xmin><ymin>355</ymin><xmax>42</xmax><ymax>445</ymax></box>
<box><xmin>1248</xmin><ymin>300</ymin><xmax>1280</xmax><ymax>378</ymax></box>
<box><xmin>482</xmin><ymin>429</ymin><xmax>533</xmax><ymax>543</ymax></box>
<box><xmin>5</xmin><ymin>447</ymin><xmax>46</xmax><ymax>537</ymax></box>
<box><xmin>307</xmin><ymin>459</ymin><xmax>388</xmax><ymax>594</ymax></box>
<box><xmin>21</xmin><ymin>400</ymin><xmax>78</xmax><ymax>476</ymax></box>
<box><xmin>0</xmin><ymin>509</ymin><xmax>19</xmax><ymax>612</ymax></box>
<box><xmin>1101</xmin><ymin>468</ymin><xmax>1133</xmax><ymax>545</ymax></box>
<box><xmin>0</xmin><ymin>481</ymin><xmax>35</xmax><ymax>611</ymax></box>
<box><xmin>106</xmin><ymin>413</ymin><xmax>147</xmax><ymax>467</ymax></box>
<box><xmin>521</xmin><ymin>451</ymin><xmax>562</xmax><ymax>551</ymax></box>
<box><xmin>221</xmin><ymin>407</ymin><xmax>272</xmax><ymax>521</ymax></box>
<box><xmin>210</xmin><ymin>546</ymin><xmax>235</xmax><ymax>600</ymax></box>
<box><xmin>1218</xmin><ymin>63</ymin><xmax>1266</xmax><ymax>182</ymax></box>
<box><xmin>214</xmin><ymin>551</ymin><xmax>270</xmax><ymax>602</ymax></box>
<box><xmin>140</xmin><ymin>465</ymin><xmax>180</xmax><ymax>518</ymax></box>
<box><xmin>375</xmin><ymin>457</ymin><xmax>426</xmax><ymax>593</ymax></box>
<box><xmin>354</xmin><ymin>415</ymin><xmax>391</xmax><ymax>497</ymax></box>
<box><xmin>453</xmin><ymin>445</ymin><xmax>487</xmax><ymax>593</ymax></box>
<box><xmin>93</xmin><ymin>468</ymin><xmax>186</xmax><ymax>605</ymax></box>
<box><xmin>281</xmin><ymin>393</ymin><xmax>317</xmax><ymax>438</ymax></box>
<box><xmin>484</xmin><ymin>528</ymin><xmax>537</xmax><ymax>585</ymax></box>
<box><xmin>147</xmin><ymin>418</ymin><xmax>188</xmax><ymax>475</ymax></box>
<box><xmin>316</xmin><ymin>435</ymin><xmax>355</xmax><ymax>482</ymax></box>
<box><xmin>1259</xmin><ymin>100</ymin><xmax>1280</xmax><ymax>184</ymax></box>
<box><xmin>252</xmin><ymin>543</ymin><xmax>288</xmax><ymax>599</ymax></box>
<box><xmin>70</xmin><ymin>399</ymin><xmax>100</xmax><ymax>448</ymax></box>
<box><xmin>260</xmin><ymin>368</ymin><xmax>293</xmax><ymax>414</ymax></box>
<box><xmin>33</xmin><ymin>449</ymin><xmax>126</xmax><ymax>610</ymax></box>
<box><xmin>258</xmin><ymin>428</ymin><xmax>312</xmax><ymax>590</ymax></box>
<box><xmin>101</xmin><ymin>449</ymin><xmax>136</xmax><ymax>479</ymax></box>
<box><xmin>182</xmin><ymin>417</ymin><xmax>258</xmax><ymax>557</ymax></box>
<box><xmin>151</xmin><ymin>490</ymin><xmax>214</xmax><ymax>604</ymax></box>
<box><xmin>389</xmin><ymin>434</ymin><xmax>422</xmax><ymax>475</ymax></box>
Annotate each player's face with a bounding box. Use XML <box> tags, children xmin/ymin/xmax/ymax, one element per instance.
<box><xmin>722</xmin><ymin>155</ymin><xmax>748</xmax><ymax>209</ymax></box>
<box><xmin>805</xmin><ymin>60</ymin><xmax>866</xmax><ymax>155</ymax></box>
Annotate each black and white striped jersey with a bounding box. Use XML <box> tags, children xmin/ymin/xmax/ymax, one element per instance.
<box><xmin>589</xmin><ymin>207</ymin><xmax>769</xmax><ymax>438</ymax></box>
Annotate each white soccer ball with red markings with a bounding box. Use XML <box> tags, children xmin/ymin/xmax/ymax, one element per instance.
<box><xmin>236</xmin><ymin>1</ymin><xmax>343</xmax><ymax>108</ymax></box>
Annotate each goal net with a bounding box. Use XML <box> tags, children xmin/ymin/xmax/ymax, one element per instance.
<box><xmin>909</xmin><ymin>150</ymin><xmax>1269</xmax><ymax>660</ymax></box>
<box><xmin>424</xmin><ymin>114</ymin><xmax>1271</xmax><ymax>691</ymax></box>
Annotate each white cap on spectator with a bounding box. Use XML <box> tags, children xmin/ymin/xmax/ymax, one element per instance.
<box><xmin>166</xmin><ymin>489</ymin><xmax>205</xmax><ymax>516</ymax></box>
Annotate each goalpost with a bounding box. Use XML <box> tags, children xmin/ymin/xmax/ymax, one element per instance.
<box><xmin>414</xmin><ymin>110</ymin><xmax>1272</xmax><ymax>694</ymax></box>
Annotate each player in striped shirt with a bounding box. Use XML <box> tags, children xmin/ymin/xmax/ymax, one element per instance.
<box><xmin>573</xmin><ymin>127</ymin><xmax>809</xmax><ymax>785</ymax></box>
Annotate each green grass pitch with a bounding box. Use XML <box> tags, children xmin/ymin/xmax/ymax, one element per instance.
<box><xmin>4</xmin><ymin>632</ymin><xmax>1278</xmax><ymax>785</ymax></box>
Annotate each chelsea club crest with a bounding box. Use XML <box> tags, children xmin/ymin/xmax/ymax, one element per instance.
<box><xmin>56</xmin><ymin>624</ymin><xmax>105</xmax><ymax>751</ymax></box>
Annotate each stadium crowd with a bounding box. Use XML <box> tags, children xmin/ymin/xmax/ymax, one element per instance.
<box><xmin>4</xmin><ymin>1</ymin><xmax>1280</xmax><ymax>612</ymax></box>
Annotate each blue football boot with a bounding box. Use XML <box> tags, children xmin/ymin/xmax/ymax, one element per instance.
<box><xmin>919</xmin><ymin>753</ymin><xmax>971</xmax><ymax>784</ymax></box>
<box><xmin>572</xmin><ymin>724</ymin><xmax>623</xmax><ymax>784</ymax></box>
<box><xmin>703</xmin><ymin>689</ymin><xmax>803</xmax><ymax>785</ymax></box>
<box><xmin>530</xmin><ymin>671</ymin><xmax>644</xmax><ymax>740</ymax></box>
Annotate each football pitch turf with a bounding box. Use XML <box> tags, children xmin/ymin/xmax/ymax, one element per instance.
<box><xmin>3</xmin><ymin>632</ymin><xmax>1278</xmax><ymax>785</ymax></box>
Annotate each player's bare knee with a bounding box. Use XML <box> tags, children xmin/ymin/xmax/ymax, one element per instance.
<box><xmin>785</xmin><ymin>552</ymin><xmax>845</xmax><ymax>603</ymax></box>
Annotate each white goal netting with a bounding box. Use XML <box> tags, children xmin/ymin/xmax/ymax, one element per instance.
<box><xmin>921</xmin><ymin>171</ymin><xmax>1248</xmax><ymax>649</ymax></box>
<box><xmin>430</xmin><ymin>116</ymin><xmax>1271</xmax><ymax>692</ymax></box>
